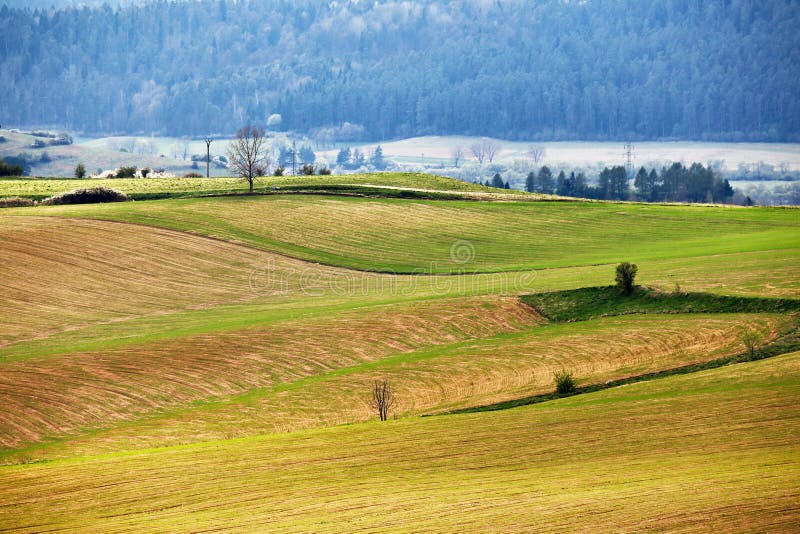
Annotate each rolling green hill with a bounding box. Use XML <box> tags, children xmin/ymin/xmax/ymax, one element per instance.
<box><xmin>0</xmin><ymin>173</ymin><xmax>798</xmax><ymax>530</ymax></box>
<box><xmin>1</xmin><ymin>353</ymin><xmax>797</xmax><ymax>531</ymax></box>
<box><xmin>0</xmin><ymin>172</ymin><xmax>512</xmax><ymax>200</ymax></box>
<box><xmin>4</xmin><ymin>189</ymin><xmax>798</xmax><ymax>274</ymax></box>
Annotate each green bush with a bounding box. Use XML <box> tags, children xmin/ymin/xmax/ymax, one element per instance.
<box><xmin>318</xmin><ymin>167</ymin><xmax>331</xmax><ymax>175</ymax></box>
<box><xmin>115</xmin><ymin>166</ymin><xmax>137</xmax><ymax>178</ymax></box>
<box><xmin>553</xmin><ymin>369</ymin><xmax>576</xmax><ymax>395</ymax></box>
<box><xmin>741</xmin><ymin>328</ymin><xmax>760</xmax><ymax>358</ymax></box>
<box><xmin>74</xmin><ymin>163</ymin><xmax>86</xmax><ymax>179</ymax></box>
<box><xmin>615</xmin><ymin>262</ymin><xmax>638</xmax><ymax>295</ymax></box>
<box><xmin>273</xmin><ymin>166</ymin><xmax>285</xmax><ymax>176</ymax></box>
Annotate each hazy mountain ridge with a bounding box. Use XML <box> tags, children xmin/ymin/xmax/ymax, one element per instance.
<box><xmin>1</xmin><ymin>0</ymin><xmax>798</xmax><ymax>141</ymax></box>
<box><xmin>2</xmin><ymin>0</ymin><xmax>137</xmax><ymax>8</ymax></box>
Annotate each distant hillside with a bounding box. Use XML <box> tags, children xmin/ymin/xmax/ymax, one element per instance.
<box><xmin>1</xmin><ymin>0</ymin><xmax>798</xmax><ymax>141</ymax></box>
<box><xmin>1</xmin><ymin>0</ymin><xmax>136</xmax><ymax>7</ymax></box>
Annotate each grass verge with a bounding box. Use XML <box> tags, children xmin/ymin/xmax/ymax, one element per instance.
<box><xmin>522</xmin><ymin>285</ymin><xmax>800</xmax><ymax>322</ymax></box>
<box><xmin>448</xmin><ymin>289</ymin><xmax>800</xmax><ymax>414</ymax></box>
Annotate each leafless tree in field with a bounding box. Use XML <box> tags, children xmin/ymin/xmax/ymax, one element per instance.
<box><xmin>370</xmin><ymin>380</ymin><xmax>396</xmax><ymax>421</ymax></box>
<box><xmin>451</xmin><ymin>146</ymin><xmax>465</xmax><ymax>168</ymax></box>
<box><xmin>471</xmin><ymin>138</ymin><xmax>500</xmax><ymax>164</ymax></box>
<box><xmin>527</xmin><ymin>145</ymin><xmax>546</xmax><ymax>165</ymax></box>
<box><xmin>227</xmin><ymin>125</ymin><xmax>269</xmax><ymax>193</ymax></box>
<box><xmin>484</xmin><ymin>138</ymin><xmax>500</xmax><ymax>163</ymax></box>
<box><xmin>470</xmin><ymin>141</ymin><xmax>486</xmax><ymax>164</ymax></box>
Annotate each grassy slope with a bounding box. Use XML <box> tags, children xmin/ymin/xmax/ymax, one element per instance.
<box><xmin>0</xmin><ymin>178</ymin><xmax>800</xmax><ymax>529</ymax></box>
<box><xmin>4</xmin><ymin>194</ymin><xmax>799</xmax><ymax>273</ymax></box>
<box><xmin>1</xmin><ymin>352</ymin><xmax>797</xmax><ymax>532</ymax></box>
<box><xmin>0</xmin><ymin>172</ymin><xmax>512</xmax><ymax>200</ymax></box>
<box><xmin>524</xmin><ymin>286</ymin><xmax>800</xmax><ymax>322</ymax></box>
<box><xmin>1</xmin><ymin>193</ymin><xmax>798</xmax><ymax>461</ymax></box>
<box><xmin>3</xmin><ymin>312</ymin><xmax>782</xmax><ymax>462</ymax></box>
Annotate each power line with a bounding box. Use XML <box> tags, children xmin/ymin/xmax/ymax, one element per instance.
<box><xmin>623</xmin><ymin>142</ymin><xmax>635</xmax><ymax>178</ymax></box>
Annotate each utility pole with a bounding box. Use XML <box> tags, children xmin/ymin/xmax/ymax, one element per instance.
<box><xmin>623</xmin><ymin>142</ymin><xmax>635</xmax><ymax>178</ymax></box>
<box><xmin>203</xmin><ymin>137</ymin><xmax>213</xmax><ymax>178</ymax></box>
<box><xmin>291</xmin><ymin>140</ymin><xmax>297</xmax><ymax>176</ymax></box>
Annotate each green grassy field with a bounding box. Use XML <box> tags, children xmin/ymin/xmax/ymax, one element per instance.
<box><xmin>1</xmin><ymin>173</ymin><xmax>798</xmax><ymax>530</ymax></box>
<box><xmin>1</xmin><ymin>352</ymin><xmax>797</xmax><ymax>531</ymax></box>
<box><xmin>0</xmin><ymin>172</ymin><xmax>509</xmax><ymax>200</ymax></box>
<box><xmin>4</xmin><ymin>193</ymin><xmax>798</xmax><ymax>273</ymax></box>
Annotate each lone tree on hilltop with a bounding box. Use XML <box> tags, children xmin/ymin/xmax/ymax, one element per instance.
<box><xmin>74</xmin><ymin>162</ymin><xmax>86</xmax><ymax>179</ymax></box>
<box><xmin>615</xmin><ymin>262</ymin><xmax>638</xmax><ymax>295</ymax></box>
<box><xmin>228</xmin><ymin>125</ymin><xmax>269</xmax><ymax>192</ymax></box>
<box><xmin>370</xmin><ymin>379</ymin><xmax>396</xmax><ymax>421</ymax></box>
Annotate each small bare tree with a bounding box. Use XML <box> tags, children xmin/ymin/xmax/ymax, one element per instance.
<box><xmin>470</xmin><ymin>141</ymin><xmax>486</xmax><ymax>164</ymax></box>
<box><xmin>484</xmin><ymin>138</ymin><xmax>500</xmax><ymax>163</ymax></box>
<box><xmin>451</xmin><ymin>146</ymin><xmax>464</xmax><ymax>168</ymax></box>
<box><xmin>528</xmin><ymin>145</ymin><xmax>546</xmax><ymax>165</ymax></box>
<box><xmin>471</xmin><ymin>138</ymin><xmax>500</xmax><ymax>164</ymax></box>
<box><xmin>370</xmin><ymin>380</ymin><xmax>395</xmax><ymax>421</ymax></box>
<box><xmin>227</xmin><ymin>125</ymin><xmax>269</xmax><ymax>193</ymax></box>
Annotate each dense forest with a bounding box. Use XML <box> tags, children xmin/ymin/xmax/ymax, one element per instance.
<box><xmin>1</xmin><ymin>0</ymin><xmax>798</xmax><ymax>141</ymax></box>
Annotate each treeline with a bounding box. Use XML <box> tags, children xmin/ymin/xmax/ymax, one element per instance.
<box><xmin>1</xmin><ymin>0</ymin><xmax>798</xmax><ymax>141</ymax></box>
<box><xmin>0</xmin><ymin>158</ymin><xmax>24</xmax><ymax>177</ymax></box>
<box><xmin>522</xmin><ymin>163</ymin><xmax>740</xmax><ymax>204</ymax></box>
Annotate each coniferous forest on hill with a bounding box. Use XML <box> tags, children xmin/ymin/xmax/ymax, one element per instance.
<box><xmin>1</xmin><ymin>0</ymin><xmax>798</xmax><ymax>141</ymax></box>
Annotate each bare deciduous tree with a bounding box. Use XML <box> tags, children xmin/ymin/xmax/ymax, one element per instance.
<box><xmin>470</xmin><ymin>141</ymin><xmax>485</xmax><ymax>164</ymax></box>
<box><xmin>370</xmin><ymin>379</ymin><xmax>395</xmax><ymax>421</ymax></box>
<box><xmin>527</xmin><ymin>145</ymin><xmax>546</xmax><ymax>165</ymax></box>
<box><xmin>451</xmin><ymin>146</ymin><xmax>464</xmax><ymax>168</ymax></box>
<box><xmin>471</xmin><ymin>138</ymin><xmax>501</xmax><ymax>164</ymax></box>
<box><xmin>227</xmin><ymin>125</ymin><xmax>269</xmax><ymax>193</ymax></box>
<box><xmin>484</xmin><ymin>138</ymin><xmax>500</xmax><ymax>163</ymax></box>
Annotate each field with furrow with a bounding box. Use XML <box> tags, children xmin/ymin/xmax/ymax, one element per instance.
<box><xmin>1</xmin><ymin>172</ymin><xmax>798</xmax><ymax>530</ymax></box>
<box><xmin>4</xmin><ymin>312</ymin><xmax>784</xmax><ymax>462</ymax></box>
<box><xmin>0</xmin><ymin>216</ymin><xmax>355</xmax><ymax>347</ymax></box>
<box><xmin>0</xmin><ymin>352</ymin><xmax>796</xmax><ymax>532</ymax></box>
<box><xmin>6</xmin><ymin>195</ymin><xmax>798</xmax><ymax>273</ymax></box>
<box><xmin>0</xmin><ymin>295</ymin><xmax>544</xmax><ymax>451</ymax></box>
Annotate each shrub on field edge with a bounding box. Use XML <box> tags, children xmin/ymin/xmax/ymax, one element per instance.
<box><xmin>553</xmin><ymin>369</ymin><xmax>577</xmax><ymax>396</ymax></box>
<box><xmin>615</xmin><ymin>262</ymin><xmax>638</xmax><ymax>295</ymax></box>
<box><xmin>41</xmin><ymin>187</ymin><xmax>129</xmax><ymax>205</ymax></box>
